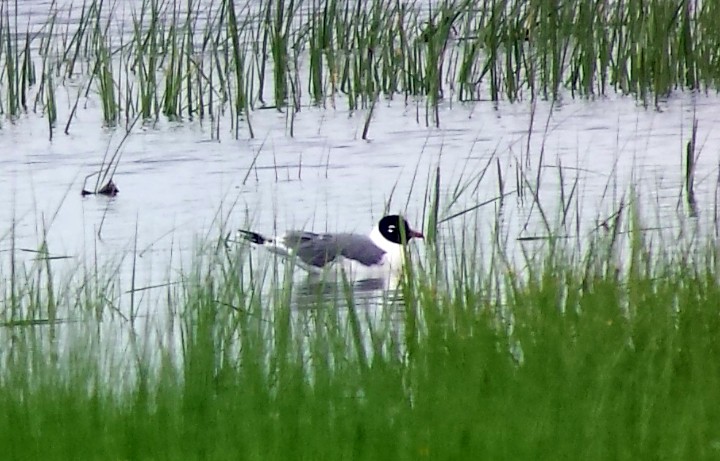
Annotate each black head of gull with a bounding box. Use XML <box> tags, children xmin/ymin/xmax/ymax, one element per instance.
<box><xmin>238</xmin><ymin>215</ymin><xmax>423</xmax><ymax>278</ymax></box>
<box><xmin>376</xmin><ymin>214</ymin><xmax>425</xmax><ymax>245</ymax></box>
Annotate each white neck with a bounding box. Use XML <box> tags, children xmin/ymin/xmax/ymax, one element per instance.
<box><xmin>369</xmin><ymin>225</ymin><xmax>406</xmax><ymax>270</ymax></box>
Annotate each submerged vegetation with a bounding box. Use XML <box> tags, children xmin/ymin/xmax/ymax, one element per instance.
<box><xmin>0</xmin><ymin>0</ymin><xmax>719</xmax><ymax>135</ymax></box>
<box><xmin>1</xmin><ymin>207</ymin><xmax>719</xmax><ymax>459</ymax></box>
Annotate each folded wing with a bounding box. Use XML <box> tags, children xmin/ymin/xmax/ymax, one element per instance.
<box><xmin>283</xmin><ymin>232</ymin><xmax>386</xmax><ymax>268</ymax></box>
<box><xmin>334</xmin><ymin>234</ymin><xmax>386</xmax><ymax>266</ymax></box>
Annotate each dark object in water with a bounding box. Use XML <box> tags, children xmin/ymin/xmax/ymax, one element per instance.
<box><xmin>82</xmin><ymin>180</ymin><xmax>119</xmax><ymax>197</ymax></box>
<box><xmin>98</xmin><ymin>180</ymin><xmax>119</xmax><ymax>196</ymax></box>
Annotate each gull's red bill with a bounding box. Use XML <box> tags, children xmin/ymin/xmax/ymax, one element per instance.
<box><xmin>409</xmin><ymin>228</ymin><xmax>424</xmax><ymax>239</ymax></box>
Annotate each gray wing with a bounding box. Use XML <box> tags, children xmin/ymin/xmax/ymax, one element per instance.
<box><xmin>283</xmin><ymin>231</ymin><xmax>342</xmax><ymax>268</ymax></box>
<box><xmin>334</xmin><ymin>233</ymin><xmax>386</xmax><ymax>266</ymax></box>
<box><xmin>282</xmin><ymin>232</ymin><xmax>385</xmax><ymax>268</ymax></box>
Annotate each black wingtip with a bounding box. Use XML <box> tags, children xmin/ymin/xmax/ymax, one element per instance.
<box><xmin>237</xmin><ymin>230</ymin><xmax>267</xmax><ymax>245</ymax></box>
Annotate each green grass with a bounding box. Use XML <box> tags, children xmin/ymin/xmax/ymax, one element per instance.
<box><xmin>1</xmin><ymin>0</ymin><xmax>720</xmax><ymax>135</ymax></box>
<box><xmin>1</xmin><ymin>212</ymin><xmax>719</xmax><ymax>460</ymax></box>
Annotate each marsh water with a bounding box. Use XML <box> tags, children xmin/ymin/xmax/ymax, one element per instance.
<box><xmin>4</xmin><ymin>95</ymin><xmax>720</xmax><ymax>279</ymax></box>
<box><xmin>3</xmin><ymin>1</ymin><xmax>720</xmax><ymax>329</ymax></box>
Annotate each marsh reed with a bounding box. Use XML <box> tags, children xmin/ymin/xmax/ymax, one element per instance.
<box><xmin>0</xmin><ymin>0</ymin><xmax>718</xmax><ymax>136</ymax></box>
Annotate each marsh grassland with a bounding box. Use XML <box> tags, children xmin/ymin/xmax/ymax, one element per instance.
<box><xmin>1</xmin><ymin>208</ymin><xmax>720</xmax><ymax>459</ymax></box>
<box><xmin>2</xmin><ymin>0</ymin><xmax>720</xmax><ymax>459</ymax></box>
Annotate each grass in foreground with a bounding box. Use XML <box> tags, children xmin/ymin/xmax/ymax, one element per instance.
<box><xmin>0</xmin><ymin>226</ymin><xmax>719</xmax><ymax>460</ymax></box>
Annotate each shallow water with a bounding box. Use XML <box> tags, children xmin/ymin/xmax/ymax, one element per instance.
<box><xmin>3</xmin><ymin>94</ymin><xmax>719</xmax><ymax>271</ymax></box>
<box><xmin>2</xmin><ymin>1</ymin><xmax>720</xmax><ymax>327</ymax></box>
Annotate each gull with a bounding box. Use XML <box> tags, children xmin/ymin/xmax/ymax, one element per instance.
<box><xmin>237</xmin><ymin>215</ymin><xmax>424</xmax><ymax>279</ymax></box>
